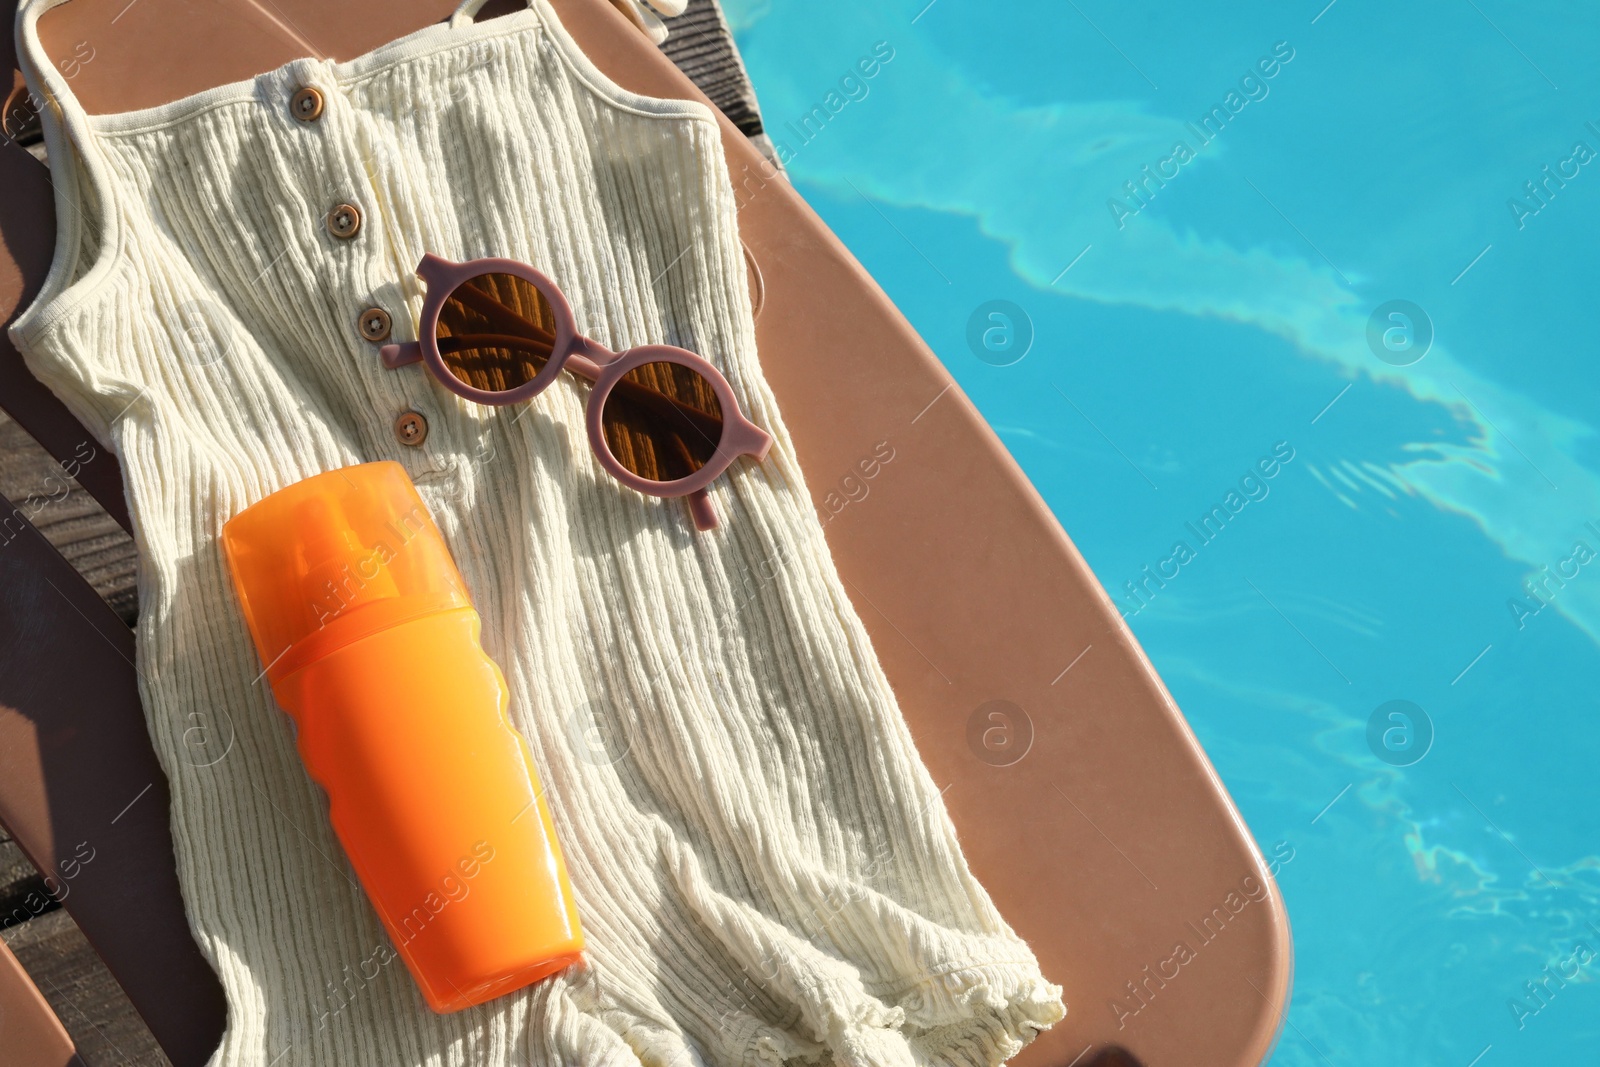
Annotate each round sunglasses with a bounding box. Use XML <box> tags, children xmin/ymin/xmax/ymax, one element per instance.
<box><xmin>380</xmin><ymin>254</ymin><xmax>772</xmax><ymax>531</ymax></box>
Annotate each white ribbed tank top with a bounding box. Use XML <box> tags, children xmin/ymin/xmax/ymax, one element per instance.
<box><xmin>10</xmin><ymin>1</ymin><xmax>1063</xmax><ymax>1063</ymax></box>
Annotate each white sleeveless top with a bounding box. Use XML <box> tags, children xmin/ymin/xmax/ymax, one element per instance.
<box><xmin>11</xmin><ymin>1</ymin><xmax>1062</xmax><ymax>1063</ymax></box>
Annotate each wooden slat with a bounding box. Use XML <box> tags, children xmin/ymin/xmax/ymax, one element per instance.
<box><xmin>1</xmin><ymin>833</ymin><xmax>57</xmax><ymax>928</ymax></box>
<box><xmin>0</xmin><ymin>414</ymin><xmax>138</xmax><ymax>625</ymax></box>
<box><xmin>660</xmin><ymin>0</ymin><xmax>768</xmax><ymax>144</ymax></box>
<box><xmin>1</xmin><ymin>910</ymin><xmax>166</xmax><ymax>1066</ymax></box>
<box><xmin>0</xmin><ymin>927</ymin><xmax>86</xmax><ymax>1067</ymax></box>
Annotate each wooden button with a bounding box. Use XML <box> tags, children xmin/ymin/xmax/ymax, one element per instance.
<box><xmin>358</xmin><ymin>307</ymin><xmax>392</xmax><ymax>342</ymax></box>
<box><xmin>290</xmin><ymin>87</ymin><xmax>324</xmax><ymax>122</ymax></box>
<box><xmin>393</xmin><ymin>411</ymin><xmax>428</xmax><ymax>447</ymax></box>
<box><xmin>326</xmin><ymin>203</ymin><xmax>362</xmax><ymax>239</ymax></box>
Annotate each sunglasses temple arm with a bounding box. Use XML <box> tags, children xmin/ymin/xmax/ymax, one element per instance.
<box><xmin>380</xmin><ymin>341</ymin><xmax>425</xmax><ymax>369</ymax></box>
<box><xmin>688</xmin><ymin>489</ymin><xmax>718</xmax><ymax>531</ymax></box>
<box><xmin>666</xmin><ymin>430</ymin><xmax>718</xmax><ymax>531</ymax></box>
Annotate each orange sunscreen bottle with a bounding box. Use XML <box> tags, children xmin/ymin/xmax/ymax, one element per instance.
<box><xmin>221</xmin><ymin>461</ymin><xmax>583</xmax><ymax>1012</ymax></box>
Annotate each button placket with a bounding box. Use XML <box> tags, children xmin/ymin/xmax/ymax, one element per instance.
<box><xmin>294</xmin><ymin>85</ymin><xmax>394</xmax><ymax>354</ymax></box>
<box><xmin>291</xmin><ymin>73</ymin><xmax>441</xmax><ymax>461</ymax></box>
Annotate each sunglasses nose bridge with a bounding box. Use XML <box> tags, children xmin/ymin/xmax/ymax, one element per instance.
<box><xmin>572</xmin><ymin>334</ymin><xmax>616</xmax><ymax>364</ymax></box>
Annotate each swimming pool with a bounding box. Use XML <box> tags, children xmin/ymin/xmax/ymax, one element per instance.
<box><xmin>728</xmin><ymin>0</ymin><xmax>1600</xmax><ymax>1062</ymax></box>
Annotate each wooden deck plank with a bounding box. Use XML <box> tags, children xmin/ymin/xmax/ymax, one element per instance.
<box><xmin>1</xmin><ymin>910</ymin><xmax>168</xmax><ymax>1066</ymax></box>
<box><xmin>0</xmin><ymin>414</ymin><xmax>137</xmax><ymax>626</ymax></box>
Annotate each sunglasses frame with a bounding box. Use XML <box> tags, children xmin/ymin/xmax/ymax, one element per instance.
<box><xmin>380</xmin><ymin>253</ymin><xmax>772</xmax><ymax>530</ymax></box>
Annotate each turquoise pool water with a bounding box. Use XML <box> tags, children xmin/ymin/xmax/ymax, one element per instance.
<box><xmin>729</xmin><ymin>1</ymin><xmax>1600</xmax><ymax>1062</ymax></box>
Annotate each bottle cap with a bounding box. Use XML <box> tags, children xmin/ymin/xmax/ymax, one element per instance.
<box><xmin>222</xmin><ymin>462</ymin><xmax>472</xmax><ymax>681</ymax></box>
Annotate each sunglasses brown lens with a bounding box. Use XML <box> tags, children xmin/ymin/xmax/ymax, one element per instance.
<box><xmin>601</xmin><ymin>360</ymin><xmax>725</xmax><ymax>483</ymax></box>
<box><xmin>437</xmin><ymin>272</ymin><xmax>559</xmax><ymax>393</ymax></box>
